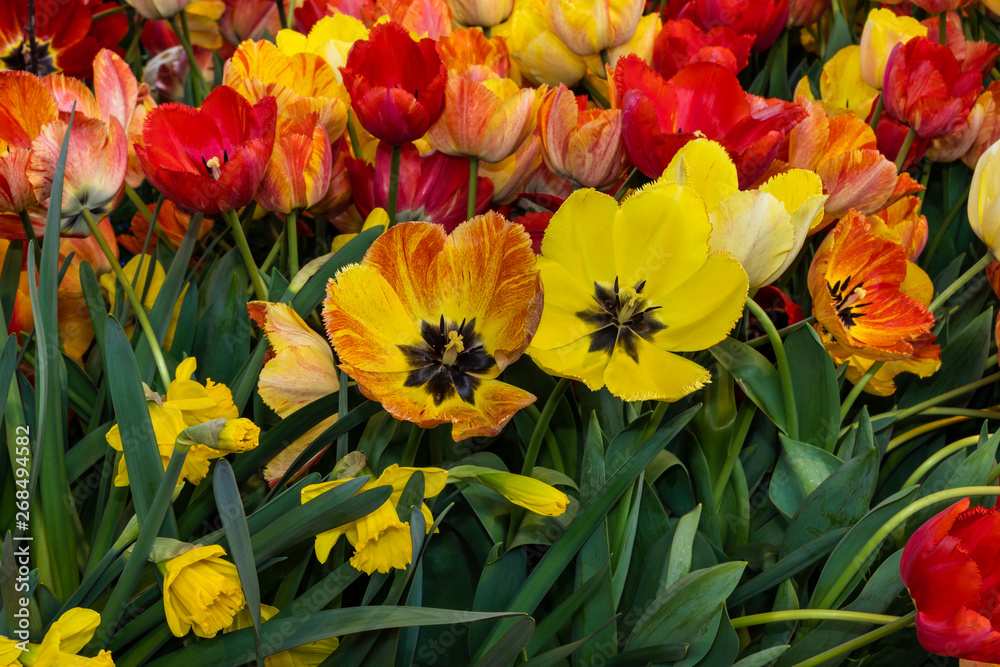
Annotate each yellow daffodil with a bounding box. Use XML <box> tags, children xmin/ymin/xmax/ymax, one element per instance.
<box><xmin>302</xmin><ymin>464</ymin><xmax>449</xmax><ymax>573</ymax></box>
<box><xmin>248</xmin><ymin>300</ymin><xmax>340</xmax><ymax>486</ymax></box>
<box><xmin>0</xmin><ymin>636</ymin><xmax>22</xmax><ymax>666</ymax></box>
<box><xmin>323</xmin><ymin>212</ymin><xmax>542</xmax><ymax>441</ymax></box>
<box><xmin>969</xmin><ymin>140</ymin><xmax>1000</xmax><ymax>257</ymax></box>
<box><xmin>447</xmin><ymin>466</ymin><xmax>569</xmax><ymax>515</ymax></box>
<box><xmin>276</xmin><ymin>14</ymin><xmax>369</xmax><ymax>84</ymax></box>
<box><xmin>161</xmin><ymin>544</ymin><xmax>245</xmax><ymax>638</ymax></box>
<box><xmin>106</xmin><ymin>357</ymin><xmax>239</xmax><ymax>486</ymax></box>
<box><xmin>226</xmin><ymin>605</ymin><xmax>339</xmax><ymax>666</ymax></box>
<box><xmin>17</xmin><ymin>608</ymin><xmax>114</xmax><ymax>666</ymax></box>
<box><xmin>657</xmin><ymin>139</ymin><xmax>827</xmax><ymax>289</ymax></box>
<box><xmin>527</xmin><ymin>185</ymin><xmax>749</xmax><ymax>401</ymax></box>
<box><xmin>859</xmin><ymin>8</ymin><xmax>926</xmax><ymax>90</ymax></box>
<box><xmin>100</xmin><ymin>254</ymin><xmax>185</xmax><ymax>350</ymax></box>
<box><xmin>793</xmin><ymin>45</ymin><xmax>879</xmax><ymax>118</ymax></box>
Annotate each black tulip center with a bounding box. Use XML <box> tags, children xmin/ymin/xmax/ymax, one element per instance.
<box><xmin>398</xmin><ymin>316</ymin><xmax>495</xmax><ymax>406</ymax></box>
<box><xmin>577</xmin><ymin>278</ymin><xmax>665</xmax><ymax>363</ymax></box>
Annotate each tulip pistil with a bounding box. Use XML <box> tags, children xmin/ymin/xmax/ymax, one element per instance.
<box><xmin>578</xmin><ymin>278</ymin><xmax>666</xmax><ymax>362</ymax></box>
<box><xmin>398</xmin><ymin>316</ymin><xmax>495</xmax><ymax>405</ymax></box>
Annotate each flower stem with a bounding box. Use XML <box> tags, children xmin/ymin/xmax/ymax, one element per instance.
<box><xmin>171</xmin><ymin>14</ymin><xmax>207</xmax><ymax>105</ymax></box>
<box><xmin>840</xmin><ymin>360</ymin><xmax>885</xmax><ymax>421</ymax></box>
<box><xmin>887</xmin><ymin>416</ymin><xmax>967</xmax><ymax>452</ymax></box>
<box><xmin>880</xmin><ymin>371</ymin><xmax>1000</xmax><ymax>440</ymax></box>
<box><xmin>894</xmin><ymin>127</ymin><xmax>917</xmax><ymax>172</ymax></box>
<box><xmin>81</xmin><ymin>208</ymin><xmax>171</xmax><ymax>389</ymax></box>
<box><xmin>346</xmin><ymin>111</ymin><xmax>364</xmax><ymax>159</ymax></box>
<box><xmin>94</xmin><ymin>4</ymin><xmax>130</xmax><ymax>20</ymax></box>
<box><xmin>614</xmin><ymin>167</ymin><xmax>641</xmax><ymax>202</ymax></box>
<box><xmin>745</xmin><ymin>298</ymin><xmax>799</xmax><ymax>440</ymax></box>
<box><xmin>868</xmin><ymin>94</ymin><xmax>884</xmax><ymax>131</ymax></box>
<box><xmin>581</xmin><ymin>77</ymin><xmax>609</xmax><ymax>109</ymax></box>
<box><xmin>222</xmin><ymin>208</ymin><xmax>268</xmax><ymax>300</ymax></box>
<box><xmin>275</xmin><ymin>0</ymin><xmax>289</xmax><ymax>29</ymax></box>
<box><xmin>730</xmin><ymin>610</ymin><xmax>901</xmax><ymax>629</ymax></box>
<box><xmin>746</xmin><ymin>316</ymin><xmax>817</xmax><ymax>348</ymax></box>
<box><xmin>468</xmin><ymin>157</ymin><xmax>479</xmax><ymax>221</ymax></box>
<box><xmin>790</xmin><ymin>612</ymin><xmax>916</xmax><ymax>667</ymax></box>
<box><xmin>17</xmin><ymin>209</ymin><xmax>39</xmax><ymax>261</ymax></box>
<box><xmin>387</xmin><ymin>144</ymin><xmax>402</xmax><ymax>226</ymax></box>
<box><xmin>286</xmin><ymin>210</ymin><xmax>299</xmax><ymax>276</ymax></box>
<box><xmin>939</xmin><ymin>12</ymin><xmax>948</xmax><ymax>45</ymax></box>
<box><xmin>928</xmin><ymin>252</ymin><xmax>993</xmax><ymax>313</ymax></box>
<box><xmin>812</xmin><ymin>486</ymin><xmax>1000</xmax><ymax>611</ymax></box>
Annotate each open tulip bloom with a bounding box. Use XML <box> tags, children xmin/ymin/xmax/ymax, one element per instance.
<box><xmin>14</xmin><ymin>3</ymin><xmax>1000</xmax><ymax>665</ymax></box>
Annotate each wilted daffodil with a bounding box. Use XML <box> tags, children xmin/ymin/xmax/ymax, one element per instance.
<box><xmin>655</xmin><ymin>139</ymin><xmax>826</xmax><ymax>289</ymax></box>
<box><xmin>302</xmin><ymin>463</ymin><xmax>449</xmax><ymax>573</ymax></box>
<box><xmin>15</xmin><ymin>608</ymin><xmax>114</xmax><ymax>666</ymax></box>
<box><xmin>227</xmin><ymin>604</ymin><xmax>339</xmax><ymax>666</ymax></box>
<box><xmin>106</xmin><ymin>357</ymin><xmax>240</xmax><ymax>486</ymax></box>
<box><xmin>158</xmin><ymin>543</ymin><xmax>246</xmax><ymax>638</ymax></box>
<box><xmin>808</xmin><ymin>210</ymin><xmax>935</xmax><ymax>360</ymax></box>
<box><xmin>323</xmin><ymin>212</ymin><xmax>542</xmax><ymax>441</ymax></box>
<box><xmin>527</xmin><ymin>185</ymin><xmax>749</xmax><ymax>401</ymax></box>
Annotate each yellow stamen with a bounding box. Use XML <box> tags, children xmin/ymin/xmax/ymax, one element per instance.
<box><xmin>442</xmin><ymin>330</ymin><xmax>465</xmax><ymax>366</ymax></box>
<box><xmin>205</xmin><ymin>156</ymin><xmax>222</xmax><ymax>179</ymax></box>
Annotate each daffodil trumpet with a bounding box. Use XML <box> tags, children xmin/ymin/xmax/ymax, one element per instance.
<box><xmin>80</xmin><ymin>207</ymin><xmax>171</xmax><ymax>388</ymax></box>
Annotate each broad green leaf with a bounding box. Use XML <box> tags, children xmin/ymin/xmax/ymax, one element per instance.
<box><xmin>666</xmin><ymin>504</ymin><xmax>702</xmax><ymax>587</ymax></box>
<box><xmin>710</xmin><ymin>337</ymin><xmax>786</xmax><ymax>431</ymax></box>
<box><xmin>192</xmin><ymin>248</ymin><xmax>251</xmax><ymax>386</ymax></box>
<box><xmin>783</xmin><ymin>445</ymin><xmax>878</xmax><ymax>554</ymax></box>
<box><xmin>521</xmin><ymin>618</ymin><xmax>618</xmax><ymax>667</ymax></box>
<box><xmin>526</xmin><ymin>561</ymin><xmax>610</xmax><ymax>656</ymax></box>
<box><xmin>470</xmin><ymin>547</ymin><xmax>526</xmax><ymax>656</ymax></box>
<box><xmin>685</xmin><ymin>607</ymin><xmax>737</xmax><ymax>667</ymax></box>
<box><xmin>899</xmin><ymin>308</ymin><xmax>991</xmax><ymax>409</ymax></box>
<box><xmin>477</xmin><ymin>407</ymin><xmax>700</xmax><ymax>660</ymax></box>
<box><xmin>147</xmin><ymin>608</ymin><xmax>527</xmax><ymax>666</ymax></box>
<box><xmin>778</xmin><ymin>551</ymin><xmax>904</xmax><ymax>667</ymax></box>
<box><xmin>729</xmin><ymin>528</ymin><xmax>848</xmax><ymax>606</ymax></box>
<box><xmin>473</xmin><ymin>617</ymin><xmax>534</xmax><ymax>667</ymax></box>
<box><xmin>105</xmin><ymin>317</ymin><xmax>170</xmax><ymax>527</ymax></box>
<box><xmin>626</xmin><ymin>562</ymin><xmax>745</xmax><ymax>650</ymax></box>
<box><xmin>809</xmin><ymin>487</ymin><xmax>918</xmax><ymax>610</ymax></box>
<box><xmin>0</xmin><ymin>242</ymin><xmax>22</xmax><ymax>331</ymax></box>
<box><xmin>769</xmin><ymin>435</ymin><xmax>842</xmax><ymax>519</ymax></box>
<box><xmin>213</xmin><ymin>460</ymin><xmax>263</xmax><ymax>662</ymax></box>
<box><xmin>786</xmin><ymin>327</ymin><xmax>839</xmax><ymax>452</ymax></box>
<box><xmin>733</xmin><ymin>645</ymin><xmax>790</xmax><ymax>667</ymax></box>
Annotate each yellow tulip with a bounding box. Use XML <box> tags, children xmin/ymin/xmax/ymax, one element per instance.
<box><xmin>969</xmin><ymin>140</ymin><xmax>1000</xmax><ymax>257</ymax></box>
<box><xmin>275</xmin><ymin>14</ymin><xmax>369</xmax><ymax>84</ymax></box>
<box><xmin>859</xmin><ymin>8</ymin><xmax>926</xmax><ymax>90</ymax></box>
<box><xmin>546</xmin><ymin>0</ymin><xmax>644</xmax><ymax>57</ymax></box>
<box><xmin>657</xmin><ymin>139</ymin><xmax>827</xmax><ymax>289</ymax></box>
<box><xmin>494</xmin><ymin>0</ymin><xmax>588</xmax><ymax>86</ymax></box>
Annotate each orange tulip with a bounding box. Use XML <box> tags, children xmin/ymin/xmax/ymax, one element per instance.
<box><xmin>360</xmin><ymin>0</ymin><xmax>453</xmax><ymax>39</ymax></box>
<box><xmin>964</xmin><ymin>81</ymin><xmax>1000</xmax><ymax>169</ymax></box>
<box><xmin>820</xmin><ymin>329</ymin><xmax>940</xmax><ymax>396</ymax></box>
<box><xmin>538</xmin><ymin>84</ymin><xmax>627</xmax><ymax>189</ymax></box>
<box><xmin>0</xmin><ymin>70</ymin><xmax>58</xmax><ymax>238</ymax></box>
<box><xmin>28</xmin><ymin>114</ymin><xmax>127</xmax><ymax>236</ymax></box>
<box><xmin>224</xmin><ymin>39</ymin><xmax>348</xmax><ymax>142</ymax></box>
<box><xmin>310</xmin><ymin>138</ymin><xmax>354</xmax><ymax>222</ymax></box>
<box><xmin>257</xmin><ymin>112</ymin><xmax>333</xmax><ymax>214</ymax></box>
<box><xmin>787</xmin><ymin>97</ymin><xmax>922</xmax><ymax>221</ymax></box>
<box><xmin>427</xmin><ymin>76</ymin><xmax>542</xmax><ymax>162</ymax></box>
<box><xmin>479</xmin><ymin>134</ymin><xmax>544</xmax><ymax>205</ymax></box>
<box><xmin>438</xmin><ymin>28</ymin><xmax>510</xmax><ymax>81</ymax></box>
<box><xmin>868</xmin><ymin>195</ymin><xmax>928</xmax><ymax>262</ymax></box>
<box><xmin>808</xmin><ymin>209</ymin><xmax>934</xmax><ymax>360</ymax></box>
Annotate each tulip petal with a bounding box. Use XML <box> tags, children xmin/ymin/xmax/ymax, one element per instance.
<box><xmin>603</xmin><ymin>334</ymin><xmax>711</xmax><ymax>401</ymax></box>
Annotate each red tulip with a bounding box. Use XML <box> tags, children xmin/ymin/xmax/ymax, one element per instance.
<box><xmin>347</xmin><ymin>143</ymin><xmax>493</xmax><ymax>228</ymax></box>
<box><xmin>340</xmin><ymin>21</ymin><xmax>447</xmax><ymax>145</ymax></box>
<box><xmin>614</xmin><ymin>56</ymin><xmax>805</xmax><ymax>187</ymax></box>
<box><xmin>694</xmin><ymin>0</ymin><xmax>788</xmax><ymax>52</ymax></box>
<box><xmin>135</xmin><ymin>85</ymin><xmax>277</xmax><ymax>214</ymax></box>
<box><xmin>902</xmin><ymin>499</ymin><xmax>1000</xmax><ymax>661</ymax></box>
<box><xmin>883</xmin><ymin>36</ymin><xmax>982</xmax><ymax>140</ymax></box>
<box><xmin>652</xmin><ymin>18</ymin><xmax>755</xmax><ymax>80</ymax></box>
